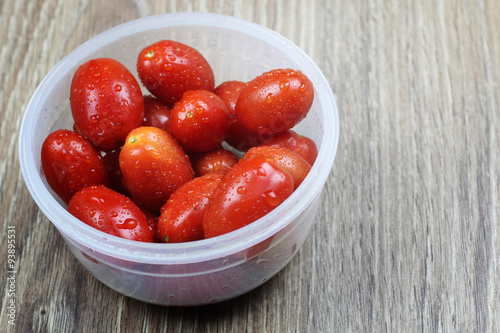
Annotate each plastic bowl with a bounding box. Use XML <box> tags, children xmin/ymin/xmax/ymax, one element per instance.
<box><xmin>18</xmin><ymin>12</ymin><xmax>339</xmax><ymax>306</ymax></box>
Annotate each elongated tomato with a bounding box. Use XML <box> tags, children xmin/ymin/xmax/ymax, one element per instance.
<box><xmin>70</xmin><ymin>58</ymin><xmax>144</xmax><ymax>151</ymax></box>
<box><xmin>235</xmin><ymin>68</ymin><xmax>314</xmax><ymax>135</ymax></box>
<box><xmin>119</xmin><ymin>126</ymin><xmax>194</xmax><ymax>213</ymax></box>
<box><xmin>68</xmin><ymin>185</ymin><xmax>154</xmax><ymax>242</ymax></box>
<box><xmin>202</xmin><ymin>154</ymin><xmax>294</xmax><ymax>238</ymax></box>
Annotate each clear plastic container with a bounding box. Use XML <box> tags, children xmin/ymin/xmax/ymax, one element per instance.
<box><xmin>18</xmin><ymin>12</ymin><xmax>339</xmax><ymax>306</ymax></box>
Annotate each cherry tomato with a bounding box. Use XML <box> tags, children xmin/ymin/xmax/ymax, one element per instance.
<box><xmin>41</xmin><ymin>129</ymin><xmax>109</xmax><ymax>204</ymax></box>
<box><xmin>260</xmin><ymin>130</ymin><xmax>318</xmax><ymax>165</ymax></box>
<box><xmin>202</xmin><ymin>154</ymin><xmax>294</xmax><ymax>238</ymax></box>
<box><xmin>142</xmin><ymin>95</ymin><xmax>171</xmax><ymax>130</ymax></box>
<box><xmin>137</xmin><ymin>40</ymin><xmax>215</xmax><ymax>105</ymax></box>
<box><xmin>119</xmin><ymin>126</ymin><xmax>194</xmax><ymax>213</ymax></box>
<box><xmin>235</xmin><ymin>68</ymin><xmax>314</xmax><ymax>135</ymax></box>
<box><xmin>68</xmin><ymin>185</ymin><xmax>154</xmax><ymax>242</ymax></box>
<box><xmin>158</xmin><ymin>174</ymin><xmax>222</xmax><ymax>243</ymax></box>
<box><xmin>167</xmin><ymin>90</ymin><xmax>231</xmax><ymax>153</ymax></box>
<box><xmin>244</xmin><ymin>145</ymin><xmax>311</xmax><ymax>190</ymax></box>
<box><xmin>70</xmin><ymin>58</ymin><xmax>144</xmax><ymax>151</ymax></box>
<box><xmin>190</xmin><ymin>147</ymin><xmax>239</xmax><ymax>177</ymax></box>
<box><xmin>214</xmin><ymin>80</ymin><xmax>246</xmax><ymax>118</ymax></box>
<box><xmin>224</xmin><ymin>120</ymin><xmax>271</xmax><ymax>152</ymax></box>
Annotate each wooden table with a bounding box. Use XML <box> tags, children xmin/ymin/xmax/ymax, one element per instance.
<box><xmin>1</xmin><ymin>1</ymin><xmax>499</xmax><ymax>332</ymax></box>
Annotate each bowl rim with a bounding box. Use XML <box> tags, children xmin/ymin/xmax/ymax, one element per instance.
<box><xmin>18</xmin><ymin>12</ymin><xmax>339</xmax><ymax>265</ymax></box>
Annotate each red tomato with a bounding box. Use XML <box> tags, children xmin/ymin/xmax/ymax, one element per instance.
<box><xmin>137</xmin><ymin>40</ymin><xmax>215</xmax><ymax>105</ymax></box>
<box><xmin>235</xmin><ymin>68</ymin><xmax>314</xmax><ymax>135</ymax></box>
<box><xmin>70</xmin><ymin>58</ymin><xmax>144</xmax><ymax>151</ymax></box>
<box><xmin>158</xmin><ymin>174</ymin><xmax>222</xmax><ymax>243</ymax></box>
<box><xmin>142</xmin><ymin>95</ymin><xmax>171</xmax><ymax>130</ymax></box>
<box><xmin>41</xmin><ymin>129</ymin><xmax>109</xmax><ymax>204</ymax></box>
<box><xmin>244</xmin><ymin>146</ymin><xmax>311</xmax><ymax>189</ymax></box>
<box><xmin>167</xmin><ymin>90</ymin><xmax>231</xmax><ymax>153</ymax></box>
<box><xmin>224</xmin><ymin>120</ymin><xmax>271</xmax><ymax>152</ymax></box>
<box><xmin>214</xmin><ymin>80</ymin><xmax>246</xmax><ymax>118</ymax></box>
<box><xmin>260</xmin><ymin>130</ymin><xmax>318</xmax><ymax>165</ymax></box>
<box><xmin>68</xmin><ymin>185</ymin><xmax>154</xmax><ymax>242</ymax></box>
<box><xmin>119</xmin><ymin>126</ymin><xmax>194</xmax><ymax>213</ymax></box>
<box><xmin>190</xmin><ymin>147</ymin><xmax>239</xmax><ymax>177</ymax></box>
<box><xmin>202</xmin><ymin>154</ymin><xmax>294</xmax><ymax>238</ymax></box>
<box><xmin>102</xmin><ymin>148</ymin><xmax>129</xmax><ymax>196</ymax></box>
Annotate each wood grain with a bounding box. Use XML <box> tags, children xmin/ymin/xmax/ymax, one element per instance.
<box><xmin>1</xmin><ymin>0</ymin><xmax>499</xmax><ymax>332</ymax></box>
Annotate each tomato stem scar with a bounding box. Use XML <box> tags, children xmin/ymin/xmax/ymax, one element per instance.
<box><xmin>146</xmin><ymin>50</ymin><xmax>154</xmax><ymax>58</ymax></box>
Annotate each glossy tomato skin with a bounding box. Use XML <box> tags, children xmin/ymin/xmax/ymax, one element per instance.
<box><xmin>190</xmin><ymin>147</ymin><xmax>239</xmax><ymax>177</ymax></box>
<box><xmin>244</xmin><ymin>146</ymin><xmax>311</xmax><ymax>190</ymax></box>
<box><xmin>158</xmin><ymin>174</ymin><xmax>222</xmax><ymax>243</ymax></box>
<box><xmin>137</xmin><ymin>40</ymin><xmax>215</xmax><ymax>105</ymax></box>
<box><xmin>214</xmin><ymin>80</ymin><xmax>246</xmax><ymax>118</ymax></box>
<box><xmin>202</xmin><ymin>154</ymin><xmax>294</xmax><ymax>238</ymax></box>
<box><xmin>68</xmin><ymin>185</ymin><xmax>154</xmax><ymax>242</ymax></box>
<box><xmin>167</xmin><ymin>90</ymin><xmax>231</xmax><ymax>153</ymax></box>
<box><xmin>41</xmin><ymin>129</ymin><xmax>109</xmax><ymax>204</ymax></box>
<box><xmin>235</xmin><ymin>68</ymin><xmax>314</xmax><ymax>135</ymax></box>
<box><xmin>70</xmin><ymin>58</ymin><xmax>144</xmax><ymax>151</ymax></box>
<box><xmin>119</xmin><ymin>126</ymin><xmax>194</xmax><ymax>213</ymax></box>
<box><xmin>142</xmin><ymin>95</ymin><xmax>171</xmax><ymax>130</ymax></box>
<box><xmin>225</xmin><ymin>120</ymin><xmax>271</xmax><ymax>152</ymax></box>
<box><xmin>260</xmin><ymin>130</ymin><xmax>318</xmax><ymax>165</ymax></box>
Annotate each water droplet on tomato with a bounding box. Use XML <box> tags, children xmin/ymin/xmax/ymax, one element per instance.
<box><xmin>266</xmin><ymin>93</ymin><xmax>274</xmax><ymax>103</ymax></box>
<box><xmin>256</xmin><ymin>167</ymin><xmax>267</xmax><ymax>177</ymax></box>
<box><xmin>87</xmin><ymin>83</ymin><xmax>94</xmax><ymax>90</ymax></box>
<box><xmin>110</xmin><ymin>211</ymin><xmax>118</xmax><ymax>218</ymax></box>
<box><xmin>89</xmin><ymin>209</ymin><xmax>96</xmax><ymax>218</ymax></box>
<box><xmin>168</xmin><ymin>54</ymin><xmax>176</xmax><ymax>62</ymax></box>
<box><xmin>90</xmin><ymin>115</ymin><xmax>99</xmax><ymax>123</ymax></box>
<box><xmin>237</xmin><ymin>186</ymin><xmax>246</xmax><ymax>194</ymax></box>
<box><xmin>279</xmin><ymin>81</ymin><xmax>290</xmax><ymax>91</ymax></box>
<box><xmin>113</xmin><ymin>84</ymin><xmax>122</xmax><ymax>92</ymax></box>
<box><xmin>299</xmin><ymin>82</ymin><xmax>307</xmax><ymax>92</ymax></box>
<box><xmin>263</xmin><ymin>190</ymin><xmax>280</xmax><ymax>206</ymax></box>
<box><xmin>117</xmin><ymin>218</ymin><xmax>138</xmax><ymax>229</ymax></box>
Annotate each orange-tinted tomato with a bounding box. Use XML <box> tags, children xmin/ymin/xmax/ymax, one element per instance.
<box><xmin>119</xmin><ymin>126</ymin><xmax>194</xmax><ymax>213</ymax></box>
